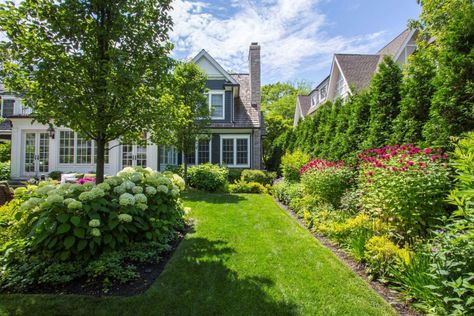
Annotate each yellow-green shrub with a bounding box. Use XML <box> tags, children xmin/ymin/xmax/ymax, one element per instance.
<box><xmin>364</xmin><ymin>235</ymin><xmax>411</xmax><ymax>278</ymax></box>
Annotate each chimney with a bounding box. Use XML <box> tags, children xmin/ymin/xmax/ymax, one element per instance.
<box><xmin>249</xmin><ymin>42</ymin><xmax>261</xmax><ymax>110</ymax></box>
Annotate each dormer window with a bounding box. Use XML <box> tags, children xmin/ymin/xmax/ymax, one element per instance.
<box><xmin>206</xmin><ymin>91</ymin><xmax>225</xmax><ymax>120</ymax></box>
<box><xmin>311</xmin><ymin>94</ymin><xmax>319</xmax><ymax>107</ymax></box>
<box><xmin>320</xmin><ymin>85</ymin><xmax>327</xmax><ymax>100</ymax></box>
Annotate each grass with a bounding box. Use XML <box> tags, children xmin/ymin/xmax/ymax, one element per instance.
<box><xmin>0</xmin><ymin>193</ymin><xmax>396</xmax><ymax>316</ymax></box>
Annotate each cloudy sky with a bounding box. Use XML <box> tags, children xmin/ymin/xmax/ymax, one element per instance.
<box><xmin>170</xmin><ymin>0</ymin><xmax>421</xmax><ymax>85</ymax></box>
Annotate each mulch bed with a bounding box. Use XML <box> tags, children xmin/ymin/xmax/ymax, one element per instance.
<box><xmin>18</xmin><ymin>228</ymin><xmax>189</xmax><ymax>297</ymax></box>
<box><xmin>274</xmin><ymin>198</ymin><xmax>419</xmax><ymax>316</ymax></box>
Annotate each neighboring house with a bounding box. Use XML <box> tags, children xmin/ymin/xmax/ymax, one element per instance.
<box><xmin>9</xmin><ymin>43</ymin><xmax>264</xmax><ymax>179</ymax></box>
<box><xmin>294</xmin><ymin>28</ymin><xmax>418</xmax><ymax>126</ymax></box>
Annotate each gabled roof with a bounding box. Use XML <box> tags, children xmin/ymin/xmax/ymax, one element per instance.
<box><xmin>308</xmin><ymin>75</ymin><xmax>330</xmax><ymax>96</ymax></box>
<box><xmin>334</xmin><ymin>54</ymin><xmax>381</xmax><ymax>92</ymax></box>
<box><xmin>378</xmin><ymin>28</ymin><xmax>415</xmax><ymax>58</ymax></box>
<box><xmin>297</xmin><ymin>96</ymin><xmax>312</xmax><ymax>117</ymax></box>
<box><xmin>192</xmin><ymin>50</ymin><xmax>238</xmax><ymax>85</ymax></box>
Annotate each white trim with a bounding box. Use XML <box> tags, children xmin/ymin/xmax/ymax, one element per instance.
<box><xmin>219</xmin><ymin>134</ymin><xmax>250</xmax><ymax>168</ymax></box>
<box><xmin>192</xmin><ymin>50</ymin><xmax>239</xmax><ymax>84</ymax></box>
<box><xmin>57</xmin><ymin>128</ymin><xmax>110</xmax><ymax>166</ymax></box>
<box><xmin>393</xmin><ymin>29</ymin><xmax>417</xmax><ymax>63</ymax></box>
<box><xmin>208</xmin><ymin>90</ymin><xmax>226</xmax><ymax>120</ymax></box>
<box><xmin>187</xmin><ymin>138</ymin><xmax>212</xmax><ymax>166</ymax></box>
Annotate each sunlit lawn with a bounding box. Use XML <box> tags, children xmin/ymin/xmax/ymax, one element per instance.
<box><xmin>0</xmin><ymin>193</ymin><xmax>396</xmax><ymax>316</ymax></box>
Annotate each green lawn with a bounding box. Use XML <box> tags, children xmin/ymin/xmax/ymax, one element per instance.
<box><xmin>0</xmin><ymin>193</ymin><xmax>396</xmax><ymax>316</ymax></box>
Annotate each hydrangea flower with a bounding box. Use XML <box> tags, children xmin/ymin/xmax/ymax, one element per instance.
<box><xmin>96</xmin><ymin>182</ymin><xmax>111</xmax><ymax>191</ymax></box>
<box><xmin>122</xmin><ymin>181</ymin><xmax>135</xmax><ymax>190</ymax></box>
<box><xmin>130</xmin><ymin>172</ymin><xmax>143</xmax><ymax>183</ymax></box>
<box><xmin>171</xmin><ymin>188</ymin><xmax>179</xmax><ymax>197</ymax></box>
<box><xmin>79</xmin><ymin>191</ymin><xmax>93</xmax><ymax>201</ymax></box>
<box><xmin>114</xmin><ymin>185</ymin><xmax>126</xmax><ymax>194</ymax></box>
<box><xmin>36</xmin><ymin>185</ymin><xmax>56</xmax><ymax>195</ymax></box>
<box><xmin>90</xmin><ymin>188</ymin><xmax>105</xmax><ymax>198</ymax></box>
<box><xmin>20</xmin><ymin>197</ymin><xmax>42</xmax><ymax>211</ymax></box>
<box><xmin>82</xmin><ymin>182</ymin><xmax>96</xmax><ymax>190</ymax></box>
<box><xmin>119</xmin><ymin>193</ymin><xmax>135</xmax><ymax>206</ymax></box>
<box><xmin>134</xmin><ymin>193</ymin><xmax>147</xmax><ymax>204</ymax></box>
<box><xmin>45</xmin><ymin>194</ymin><xmax>64</xmax><ymax>205</ymax></box>
<box><xmin>68</xmin><ymin>200</ymin><xmax>83</xmax><ymax>210</ymax></box>
<box><xmin>132</xmin><ymin>186</ymin><xmax>143</xmax><ymax>194</ymax></box>
<box><xmin>89</xmin><ymin>219</ymin><xmax>101</xmax><ymax>227</ymax></box>
<box><xmin>118</xmin><ymin>213</ymin><xmax>133</xmax><ymax>223</ymax></box>
<box><xmin>157</xmin><ymin>185</ymin><xmax>168</xmax><ymax>194</ymax></box>
<box><xmin>145</xmin><ymin>186</ymin><xmax>157</xmax><ymax>196</ymax></box>
<box><xmin>104</xmin><ymin>176</ymin><xmax>122</xmax><ymax>187</ymax></box>
<box><xmin>63</xmin><ymin>198</ymin><xmax>76</xmax><ymax>206</ymax></box>
<box><xmin>136</xmin><ymin>203</ymin><xmax>148</xmax><ymax>211</ymax></box>
<box><xmin>172</xmin><ymin>174</ymin><xmax>186</xmax><ymax>191</ymax></box>
<box><xmin>91</xmin><ymin>228</ymin><xmax>101</xmax><ymax>237</ymax></box>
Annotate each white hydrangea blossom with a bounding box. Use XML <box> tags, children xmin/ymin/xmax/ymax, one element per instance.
<box><xmin>90</xmin><ymin>188</ymin><xmax>105</xmax><ymax>198</ymax></box>
<box><xmin>91</xmin><ymin>228</ymin><xmax>101</xmax><ymax>237</ymax></box>
<box><xmin>118</xmin><ymin>213</ymin><xmax>133</xmax><ymax>222</ymax></box>
<box><xmin>132</xmin><ymin>186</ymin><xmax>143</xmax><ymax>194</ymax></box>
<box><xmin>172</xmin><ymin>174</ymin><xmax>186</xmax><ymax>191</ymax></box>
<box><xmin>45</xmin><ymin>194</ymin><xmax>64</xmax><ymax>205</ymax></box>
<box><xmin>89</xmin><ymin>219</ymin><xmax>101</xmax><ymax>227</ymax></box>
<box><xmin>114</xmin><ymin>185</ymin><xmax>126</xmax><ymax>194</ymax></box>
<box><xmin>145</xmin><ymin>186</ymin><xmax>157</xmax><ymax>196</ymax></box>
<box><xmin>171</xmin><ymin>188</ymin><xmax>179</xmax><ymax>197</ymax></box>
<box><xmin>119</xmin><ymin>193</ymin><xmax>135</xmax><ymax>206</ymax></box>
<box><xmin>63</xmin><ymin>198</ymin><xmax>76</xmax><ymax>206</ymax></box>
<box><xmin>96</xmin><ymin>182</ymin><xmax>111</xmax><ymax>191</ymax></box>
<box><xmin>122</xmin><ymin>180</ymin><xmax>135</xmax><ymax>190</ymax></box>
<box><xmin>82</xmin><ymin>182</ymin><xmax>96</xmax><ymax>190</ymax></box>
<box><xmin>20</xmin><ymin>197</ymin><xmax>42</xmax><ymax>211</ymax></box>
<box><xmin>36</xmin><ymin>185</ymin><xmax>56</xmax><ymax>195</ymax></box>
<box><xmin>79</xmin><ymin>191</ymin><xmax>94</xmax><ymax>201</ymax></box>
<box><xmin>68</xmin><ymin>200</ymin><xmax>83</xmax><ymax>210</ymax></box>
<box><xmin>136</xmin><ymin>203</ymin><xmax>148</xmax><ymax>211</ymax></box>
<box><xmin>157</xmin><ymin>185</ymin><xmax>168</xmax><ymax>194</ymax></box>
<box><xmin>134</xmin><ymin>193</ymin><xmax>147</xmax><ymax>204</ymax></box>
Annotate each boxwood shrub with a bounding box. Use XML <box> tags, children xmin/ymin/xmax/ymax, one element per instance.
<box><xmin>187</xmin><ymin>163</ymin><xmax>228</xmax><ymax>192</ymax></box>
<box><xmin>240</xmin><ymin>169</ymin><xmax>276</xmax><ymax>185</ymax></box>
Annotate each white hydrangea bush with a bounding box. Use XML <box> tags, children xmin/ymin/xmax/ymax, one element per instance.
<box><xmin>12</xmin><ymin>167</ymin><xmax>185</xmax><ymax>260</ymax></box>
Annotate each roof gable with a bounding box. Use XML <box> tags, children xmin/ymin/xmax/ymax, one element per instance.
<box><xmin>378</xmin><ymin>29</ymin><xmax>417</xmax><ymax>60</ymax></box>
<box><xmin>192</xmin><ymin>50</ymin><xmax>238</xmax><ymax>84</ymax></box>
<box><xmin>334</xmin><ymin>54</ymin><xmax>381</xmax><ymax>92</ymax></box>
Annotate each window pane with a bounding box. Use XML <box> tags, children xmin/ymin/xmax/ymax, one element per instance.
<box><xmin>77</xmin><ymin>135</ymin><xmax>92</xmax><ymax>164</ymax></box>
<box><xmin>60</xmin><ymin>131</ymin><xmax>74</xmax><ymax>164</ymax></box>
<box><xmin>24</xmin><ymin>133</ymin><xmax>36</xmax><ymax>172</ymax></box>
<box><xmin>236</xmin><ymin>138</ymin><xmax>248</xmax><ymax>165</ymax></box>
<box><xmin>222</xmin><ymin>139</ymin><xmax>234</xmax><ymax>165</ymax></box>
<box><xmin>2</xmin><ymin>100</ymin><xmax>14</xmax><ymax>117</ymax></box>
<box><xmin>211</xmin><ymin>94</ymin><xmax>223</xmax><ymax>118</ymax></box>
<box><xmin>122</xmin><ymin>145</ymin><xmax>133</xmax><ymax>167</ymax></box>
<box><xmin>198</xmin><ymin>140</ymin><xmax>210</xmax><ymax>164</ymax></box>
<box><xmin>187</xmin><ymin>147</ymin><xmax>196</xmax><ymax>165</ymax></box>
<box><xmin>136</xmin><ymin>145</ymin><xmax>147</xmax><ymax>167</ymax></box>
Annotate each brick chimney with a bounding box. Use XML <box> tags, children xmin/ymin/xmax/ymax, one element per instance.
<box><xmin>249</xmin><ymin>42</ymin><xmax>261</xmax><ymax>110</ymax></box>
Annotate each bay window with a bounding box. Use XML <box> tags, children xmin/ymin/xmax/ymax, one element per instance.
<box><xmin>220</xmin><ymin>135</ymin><xmax>250</xmax><ymax>168</ymax></box>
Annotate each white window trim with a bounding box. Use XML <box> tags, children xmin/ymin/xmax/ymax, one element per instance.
<box><xmin>208</xmin><ymin>90</ymin><xmax>225</xmax><ymax>120</ymax></box>
<box><xmin>219</xmin><ymin>134</ymin><xmax>251</xmax><ymax>168</ymax></box>
<box><xmin>0</xmin><ymin>97</ymin><xmax>15</xmax><ymax>117</ymax></box>
<box><xmin>160</xmin><ymin>145</ymin><xmax>178</xmax><ymax>166</ymax></box>
<box><xmin>58</xmin><ymin>129</ymin><xmax>109</xmax><ymax>165</ymax></box>
<box><xmin>188</xmin><ymin>138</ymin><xmax>212</xmax><ymax>166</ymax></box>
<box><xmin>335</xmin><ymin>75</ymin><xmax>346</xmax><ymax>98</ymax></box>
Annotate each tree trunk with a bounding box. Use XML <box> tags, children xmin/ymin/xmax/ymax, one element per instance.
<box><xmin>96</xmin><ymin>137</ymin><xmax>106</xmax><ymax>184</ymax></box>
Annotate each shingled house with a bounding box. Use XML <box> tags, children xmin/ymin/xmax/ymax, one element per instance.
<box><xmin>294</xmin><ymin>29</ymin><xmax>418</xmax><ymax>126</ymax></box>
<box><xmin>8</xmin><ymin>43</ymin><xmax>264</xmax><ymax>179</ymax></box>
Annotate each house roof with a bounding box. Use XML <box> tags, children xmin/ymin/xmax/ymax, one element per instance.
<box><xmin>297</xmin><ymin>96</ymin><xmax>312</xmax><ymax>117</ymax></box>
<box><xmin>308</xmin><ymin>75</ymin><xmax>330</xmax><ymax>96</ymax></box>
<box><xmin>378</xmin><ymin>28</ymin><xmax>413</xmax><ymax>57</ymax></box>
<box><xmin>335</xmin><ymin>54</ymin><xmax>381</xmax><ymax>92</ymax></box>
<box><xmin>209</xmin><ymin>73</ymin><xmax>261</xmax><ymax>129</ymax></box>
<box><xmin>192</xmin><ymin>50</ymin><xmax>238</xmax><ymax>85</ymax></box>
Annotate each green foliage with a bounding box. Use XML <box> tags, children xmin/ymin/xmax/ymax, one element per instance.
<box><xmin>187</xmin><ymin>163</ymin><xmax>229</xmax><ymax>192</ymax></box>
<box><xmin>227</xmin><ymin>168</ymin><xmax>244</xmax><ymax>184</ymax></box>
<box><xmin>240</xmin><ymin>169</ymin><xmax>276</xmax><ymax>186</ymax></box>
<box><xmin>301</xmin><ymin>166</ymin><xmax>353</xmax><ymax>209</ymax></box>
<box><xmin>48</xmin><ymin>171</ymin><xmax>63</xmax><ymax>181</ymax></box>
<box><xmin>0</xmin><ymin>161</ymin><xmax>10</xmax><ymax>180</ymax></box>
<box><xmin>363</xmin><ymin>57</ymin><xmax>403</xmax><ymax>149</ymax></box>
<box><xmin>280</xmin><ymin>150</ymin><xmax>310</xmax><ymax>182</ymax></box>
<box><xmin>272</xmin><ymin>181</ymin><xmax>304</xmax><ymax>206</ymax></box>
<box><xmin>0</xmin><ymin>142</ymin><xmax>10</xmax><ymax>162</ymax></box>
<box><xmin>228</xmin><ymin>180</ymin><xmax>267</xmax><ymax>194</ymax></box>
<box><xmin>0</xmin><ymin>0</ymin><xmax>174</xmax><ymax>182</ymax></box>
<box><xmin>364</xmin><ymin>235</ymin><xmax>410</xmax><ymax>279</ymax></box>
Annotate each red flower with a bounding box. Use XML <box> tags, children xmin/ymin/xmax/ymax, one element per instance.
<box><xmin>424</xmin><ymin>148</ymin><xmax>432</xmax><ymax>155</ymax></box>
<box><xmin>406</xmin><ymin>161</ymin><xmax>414</xmax><ymax>166</ymax></box>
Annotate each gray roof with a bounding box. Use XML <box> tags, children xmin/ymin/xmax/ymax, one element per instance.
<box><xmin>209</xmin><ymin>74</ymin><xmax>261</xmax><ymax>129</ymax></box>
<box><xmin>378</xmin><ymin>28</ymin><xmax>412</xmax><ymax>57</ymax></box>
<box><xmin>335</xmin><ymin>54</ymin><xmax>381</xmax><ymax>92</ymax></box>
<box><xmin>297</xmin><ymin>95</ymin><xmax>311</xmax><ymax>116</ymax></box>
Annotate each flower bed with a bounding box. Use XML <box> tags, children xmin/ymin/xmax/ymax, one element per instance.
<box><xmin>0</xmin><ymin>167</ymin><xmax>185</xmax><ymax>293</ymax></box>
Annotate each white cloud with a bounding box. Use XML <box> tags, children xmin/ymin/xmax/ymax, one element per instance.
<box><xmin>170</xmin><ymin>0</ymin><xmax>386</xmax><ymax>82</ymax></box>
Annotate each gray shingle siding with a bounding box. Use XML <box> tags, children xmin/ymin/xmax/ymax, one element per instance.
<box><xmin>211</xmin><ymin>134</ymin><xmax>220</xmax><ymax>164</ymax></box>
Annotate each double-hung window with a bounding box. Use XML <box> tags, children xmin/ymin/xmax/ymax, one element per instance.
<box><xmin>1</xmin><ymin>98</ymin><xmax>15</xmax><ymax>118</ymax></box>
<box><xmin>335</xmin><ymin>75</ymin><xmax>346</xmax><ymax>98</ymax></box>
<box><xmin>220</xmin><ymin>135</ymin><xmax>250</xmax><ymax>168</ymax></box>
<box><xmin>59</xmin><ymin>131</ymin><xmax>109</xmax><ymax>164</ymax></box>
<box><xmin>186</xmin><ymin>138</ymin><xmax>211</xmax><ymax>165</ymax></box>
<box><xmin>206</xmin><ymin>91</ymin><xmax>225</xmax><ymax>119</ymax></box>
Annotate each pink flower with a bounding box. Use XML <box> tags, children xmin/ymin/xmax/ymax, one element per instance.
<box><xmin>367</xmin><ymin>171</ymin><xmax>374</xmax><ymax>176</ymax></box>
<box><xmin>424</xmin><ymin>148</ymin><xmax>432</xmax><ymax>155</ymax></box>
<box><xmin>431</xmin><ymin>155</ymin><xmax>437</xmax><ymax>161</ymax></box>
<box><xmin>406</xmin><ymin>161</ymin><xmax>414</xmax><ymax>166</ymax></box>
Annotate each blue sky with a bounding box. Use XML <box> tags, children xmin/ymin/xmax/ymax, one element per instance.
<box><xmin>170</xmin><ymin>0</ymin><xmax>421</xmax><ymax>86</ymax></box>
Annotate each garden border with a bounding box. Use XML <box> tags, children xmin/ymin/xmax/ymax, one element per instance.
<box><xmin>273</xmin><ymin>197</ymin><xmax>419</xmax><ymax>316</ymax></box>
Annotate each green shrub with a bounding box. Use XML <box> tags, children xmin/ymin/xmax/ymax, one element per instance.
<box><xmin>240</xmin><ymin>169</ymin><xmax>276</xmax><ymax>185</ymax></box>
<box><xmin>187</xmin><ymin>163</ymin><xmax>228</xmax><ymax>192</ymax></box>
<box><xmin>300</xmin><ymin>159</ymin><xmax>353</xmax><ymax>209</ymax></box>
<box><xmin>422</xmin><ymin>133</ymin><xmax>474</xmax><ymax>315</ymax></box>
<box><xmin>164</xmin><ymin>164</ymin><xmax>184</xmax><ymax>178</ymax></box>
<box><xmin>0</xmin><ymin>167</ymin><xmax>185</xmax><ymax>291</ymax></box>
<box><xmin>364</xmin><ymin>235</ymin><xmax>410</xmax><ymax>279</ymax></box>
<box><xmin>0</xmin><ymin>142</ymin><xmax>11</xmax><ymax>163</ymax></box>
<box><xmin>48</xmin><ymin>171</ymin><xmax>63</xmax><ymax>181</ymax></box>
<box><xmin>358</xmin><ymin>144</ymin><xmax>451</xmax><ymax>240</ymax></box>
<box><xmin>272</xmin><ymin>181</ymin><xmax>303</xmax><ymax>206</ymax></box>
<box><xmin>227</xmin><ymin>168</ymin><xmax>244</xmax><ymax>184</ymax></box>
<box><xmin>280</xmin><ymin>150</ymin><xmax>310</xmax><ymax>182</ymax></box>
<box><xmin>229</xmin><ymin>180</ymin><xmax>267</xmax><ymax>194</ymax></box>
<box><xmin>0</xmin><ymin>161</ymin><xmax>10</xmax><ymax>181</ymax></box>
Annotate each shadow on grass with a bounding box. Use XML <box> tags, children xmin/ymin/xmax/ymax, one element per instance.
<box><xmin>183</xmin><ymin>192</ymin><xmax>248</xmax><ymax>204</ymax></box>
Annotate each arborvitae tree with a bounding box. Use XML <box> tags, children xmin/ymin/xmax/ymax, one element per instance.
<box><xmin>392</xmin><ymin>46</ymin><xmax>436</xmax><ymax>145</ymax></box>
<box><xmin>344</xmin><ymin>92</ymin><xmax>372</xmax><ymax>156</ymax></box>
<box><xmin>329</xmin><ymin>100</ymin><xmax>351</xmax><ymax>161</ymax></box>
<box><xmin>311</xmin><ymin>102</ymin><xmax>332</xmax><ymax>158</ymax></box>
<box><xmin>421</xmin><ymin>0</ymin><xmax>474</xmax><ymax>147</ymax></box>
<box><xmin>320</xmin><ymin>100</ymin><xmax>340</xmax><ymax>158</ymax></box>
<box><xmin>364</xmin><ymin>56</ymin><xmax>403</xmax><ymax>149</ymax></box>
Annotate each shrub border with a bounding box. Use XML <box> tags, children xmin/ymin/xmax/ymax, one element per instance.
<box><xmin>272</xmin><ymin>197</ymin><xmax>419</xmax><ymax>316</ymax></box>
